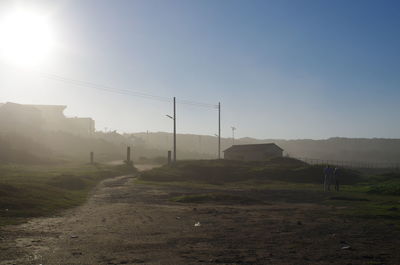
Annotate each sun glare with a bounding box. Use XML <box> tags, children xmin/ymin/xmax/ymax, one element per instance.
<box><xmin>0</xmin><ymin>8</ymin><xmax>54</xmax><ymax>67</ymax></box>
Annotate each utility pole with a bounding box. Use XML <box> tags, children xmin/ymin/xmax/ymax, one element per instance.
<box><xmin>215</xmin><ymin>134</ymin><xmax>219</xmax><ymax>158</ymax></box>
<box><xmin>173</xmin><ymin>96</ymin><xmax>176</xmax><ymax>162</ymax></box>
<box><xmin>198</xmin><ymin>135</ymin><xmax>202</xmax><ymax>154</ymax></box>
<box><xmin>231</xmin><ymin>126</ymin><xmax>236</xmax><ymax>145</ymax></box>
<box><xmin>218</xmin><ymin>102</ymin><xmax>221</xmax><ymax>159</ymax></box>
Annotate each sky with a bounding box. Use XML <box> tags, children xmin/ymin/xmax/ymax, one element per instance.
<box><xmin>0</xmin><ymin>0</ymin><xmax>399</xmax><ymax>139</ymax></box>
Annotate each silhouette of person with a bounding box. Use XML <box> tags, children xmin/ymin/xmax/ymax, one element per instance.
<box><xmin>324</xmin><ymin>165</ymin><xmax>335</xmax><ymax>191</ymax></box>
<box><xmin>334</xmin><ymin>167</ymin><xmax>340</xmax><ymax>191</ymax></box>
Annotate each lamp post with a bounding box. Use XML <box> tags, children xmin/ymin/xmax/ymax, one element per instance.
<box><xmin>166</xmin><ymin>97</ymin><xmax>176</xmax><ymax>162</ymax></box>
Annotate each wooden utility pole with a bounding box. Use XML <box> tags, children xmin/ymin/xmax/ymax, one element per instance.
<box><xmin>173</xmin><ymin>97</ymin><xmax>176</xmax><ymax>162</ymax></box>
<box><xmin>218</xmin><ymin>102</ymin><xmax>221</xmax><ymax>159</ymax></box>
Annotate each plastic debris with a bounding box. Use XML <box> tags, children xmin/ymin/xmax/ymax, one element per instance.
<box><xmin>194</xmin><ymin>221</ymin><xmax>201</xmax><ymax>227</ymax></box>
<box><xmin>70</xmin><ymin>235</ymin><xmax>79</xmax><ymax>239</ymax></box>
<box><xmin>341</xmin><ymin>245</ymin><xmax>351</xmax><ymax>250</ymax></box>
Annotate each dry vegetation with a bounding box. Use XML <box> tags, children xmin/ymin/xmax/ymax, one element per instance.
<box><xmin>0</xmin><ymin>163</ymin><xmax>136</xmax><ymax>226</ymax></box>
<box><xmin>1</xmin><ymin>158</ymin><xmax>400</xmax><ymax>264</ymax></box>
<box><xmin>139</xmin><ymin>158</ymin><xmax>400</xmax><ymax>218</ymax></box>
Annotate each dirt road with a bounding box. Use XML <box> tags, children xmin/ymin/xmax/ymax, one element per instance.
<box><xmin>1</xmin><ymin>170</ymin><xmax>399</xmax><ymax>264</ymax></box>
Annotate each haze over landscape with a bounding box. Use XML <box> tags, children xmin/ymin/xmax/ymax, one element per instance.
<box><xmin>1</xmin><ymin>1</ymin><xmax>400</xmax><ymax>265</ymax></box>
<box><xmin>1</xmin><ymin>0</ymin><xmax>399</xmax><ymax>139</ymax></box>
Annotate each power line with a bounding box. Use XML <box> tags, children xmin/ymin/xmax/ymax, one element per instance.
<box><xmin>35</xmin><ymin>71</ymin><xmax>218</xmax><ymax>109</ymax></box>
<box><xmin>41</xmin><ymin>72</ymin><xmax>172</xmax><ymax>102</ymax></box>
<box><xmin>176</xmin><ymin>98</ymin><xmax>218</xmax><ymax>108</ymax></box>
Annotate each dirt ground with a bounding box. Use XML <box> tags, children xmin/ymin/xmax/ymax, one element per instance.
<box><xmin>1</xmin><ymin>168</ymin><xmax>399</xmax><ymax>265</ymax></box>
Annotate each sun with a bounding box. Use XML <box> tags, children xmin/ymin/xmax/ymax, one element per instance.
<box><xmin>0</xmin><ymin>8</ymin><xmax>54</xmax><ymax>67</ymax></box>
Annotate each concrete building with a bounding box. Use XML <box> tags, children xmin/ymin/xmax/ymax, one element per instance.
<box><xmin>0</xmin><ymin>102</ymin><xmax>43</xmax><ymax>132</ymax></box>
<box><xmin>223</xmin><ymin>143</ymin><xmax>283</xmax><ymax>161</ymax></box>
<box><xmin>0</xmin><ymin>102</ymin><xmax>95</xmax><ymax>136</ymax></box>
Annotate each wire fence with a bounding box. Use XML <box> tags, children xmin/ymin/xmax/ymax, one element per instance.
<box><xmin>293</xmin><ymin>157</ymin><xmax>400</xmax><ymax>170</ymax></box>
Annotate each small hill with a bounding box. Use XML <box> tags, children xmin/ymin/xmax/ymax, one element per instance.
<box><xmin>139</xmin><ymin>158</ymin><xmax>361</xmax><ymax>185</ymax></box>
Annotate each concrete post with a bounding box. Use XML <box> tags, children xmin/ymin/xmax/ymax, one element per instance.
<box><xmin>127</xmin><ymin>146</ymin><xmax>131</xmax><ymax>162</ymax></box>
<box><xmin>168</xmin><ymin>150</ymin><xmax>172</xmax><ymax>165</ymax></box>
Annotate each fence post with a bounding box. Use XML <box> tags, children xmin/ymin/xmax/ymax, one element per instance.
<box><xmin>90</xmin><ymin>151</ymin><xmax>94</xmax><ymax>164</ymax></box>
<box><xmin>124</xmin><ymin>146</ymin><xmax>134</xmax><ymax>166</ymax></box>
<box><xmin>127</xmin><ymin>146</ymin><xmax>131</xmax><ymax>162</ymax></box>
<box><xmin>167</xmin><ymin>150</ymin><xmax>172</xmax><ymax>165</ymax></box>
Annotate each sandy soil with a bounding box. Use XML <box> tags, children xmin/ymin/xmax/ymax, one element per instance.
<box><xmin>1</xmin><ymin>169</ymin><xmax>399</xmax><ymax>265</ymax></box>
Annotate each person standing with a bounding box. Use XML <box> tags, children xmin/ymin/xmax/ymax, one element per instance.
<box><xmin>323</xmin><ymin>165</ymin><xmax>331</xmax><ymax>191</ymax></box>
<box><xmin>334</xmin><ymin>167</ymin><xmax>340</xmax><ymax>191</ymax></box>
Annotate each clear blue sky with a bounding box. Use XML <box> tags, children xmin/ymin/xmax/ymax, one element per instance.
<box><xmin>0</xmin><ymin>0</ymin><xmax>399</xmax><ymax>139</ymax></box>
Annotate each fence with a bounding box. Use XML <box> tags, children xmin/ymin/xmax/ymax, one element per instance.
<box><xmin>293</xmin><ymin>157</ymin><xmax>400</xmax><ymax>170</ymax></box>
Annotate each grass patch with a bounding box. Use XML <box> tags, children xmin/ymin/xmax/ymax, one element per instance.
<box><xmin>329</xmin><ymin>196</ymin><xmax>370</xmax><ymax>202</ymax></box>
<box><xmin>0</xmin><ymin>163</ymin><xmax>136</xmax><ymax>226</ymax></box>
<box><xmin>139</xmin><ymin>159</ymin><xmax>400</xmax><ymax>221</ymax></box>
<box><xmin>324</xmin><ymin>190</ymin><xmax>400</xmax><ymax>220</ymax></box>
<box><xmin>369</xmin><ymin>182</ymin><xmax>400</xmax><ymax>195</ymax></box>
<box><xmin>139</xmin><ymin>158</ymin><xmax>362</xmax><ymax>185</ymax></box>
<box><xmin>368</xmin><ymin>174</ymin><xmax>400</xmax><ymax>195</ymax></box>
<box><xmin>171</xmin><ymin>192</ymin><xmax>264</xmax><ymax>205</ymax></box>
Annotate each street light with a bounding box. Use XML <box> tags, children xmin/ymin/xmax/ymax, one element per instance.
<box><xmin>165</xmin><ymin>97</ymin><xmax>176</xmax><ymax>162</ymax></box>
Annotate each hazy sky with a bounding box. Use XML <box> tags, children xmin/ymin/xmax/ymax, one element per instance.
<box><xmin>0</xmin><ymin>0</ymin><xmax>399</xmax><ymax>139</ymax></box>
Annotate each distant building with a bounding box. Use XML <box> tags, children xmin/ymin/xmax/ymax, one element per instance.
<box><xmin>0</xmin><ymin>102</ymin><xmax>95</xmax><ymax>136</ymax></box>
<box><xmin>223</xmin><ymin>143</ymin><xmax>283</xmax><ymax>161</ymax></box>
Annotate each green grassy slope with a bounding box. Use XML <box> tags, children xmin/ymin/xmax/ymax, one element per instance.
<box><xmin>139</xmin><ymin>158</ymin><xmax>400</xmax><ymax>220</ymax></box>
<box><xmin>139</xmin><ymin>157</ymin><xmax>361</xmax><ymax>185</ymax></box>
<box><xmin>0</xmin><ymin>163</ymin><xmax>136</xmax><ymax>226</ymax></box>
